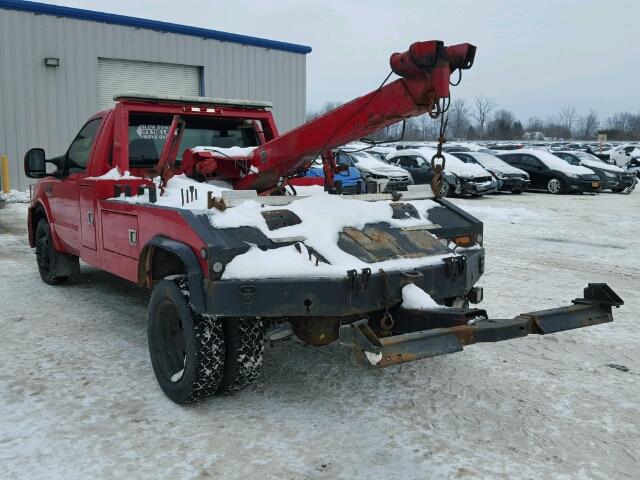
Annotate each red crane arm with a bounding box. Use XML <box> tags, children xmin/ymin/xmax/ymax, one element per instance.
<box><xmin>233</xmin><ymin>40</ymin><xmax>476</xmax><ymax>191</ymax></box>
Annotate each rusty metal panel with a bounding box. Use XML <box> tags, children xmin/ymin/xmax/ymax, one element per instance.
<box><xmin>338</xmin><ymin>224</ymin><xmax>450</xmax><ymax>263</ymax></box>
<box><xmin>261</xmin><ymin>209</ymin><xmax>302</xmax><ymax>230</ymax></box>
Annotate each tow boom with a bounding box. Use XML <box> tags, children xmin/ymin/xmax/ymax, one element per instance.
<box><xmin>235</xmin><ymin>40</ymin><xmax>476</xmax><ymax>191</ymax></box>
<box><xmin>158</xmin><ymin>40</ymin><xmax>476</xmax><ymax>193</ymax></box>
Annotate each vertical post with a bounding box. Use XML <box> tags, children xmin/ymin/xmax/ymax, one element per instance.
<box><xmin>0</xmin><ymin>155</ymin><xmax>10</xmax><ymax>193</ymax></box>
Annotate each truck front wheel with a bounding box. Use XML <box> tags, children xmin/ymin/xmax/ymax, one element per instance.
<box><xmin>35</xmin><ymin>219</ymin><xmax>68</xmax><ymax>285</ymax></box>
<box><xmin>148</xmin><ymin>279</ymin><xmax>225</xmax><ymax>404</ymax></box>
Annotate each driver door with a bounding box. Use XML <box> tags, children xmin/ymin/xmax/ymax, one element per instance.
<box><xmin>522</xmin><ymin>155</ymin><xmax>545</xmax><ymax>188</ymax></box>
<box><xmin>50</xmin><ymin>118</ymin><xmax>102</xmax><ymax>254</ymax></box>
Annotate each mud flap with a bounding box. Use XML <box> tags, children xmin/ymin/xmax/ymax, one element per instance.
<box><xmin>339</xmin><ymin>283</ymin><xmax>623</xmax><ymax>368</ymax></box>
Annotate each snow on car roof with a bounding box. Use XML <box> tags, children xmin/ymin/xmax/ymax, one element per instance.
<box><xmin>343</xmin><ymin>150</ymin><xmax>409</xmax><ymax>175</ymax></box>
<box><xmin>558</xmin><ymin>151</ymin><xmax>624</xmax><ymax>173</ymax></box>
<box><xmin>513</xmin><ymin>149</ymin><xmax>595</xmax><ymax>175</ymax></box>
<box><xmin>388</xmin><ymin>148</ymin><xmax>491</xmax><ymax>178</ymax></box>
<box><xmin>466</xmin><ymin>152</ymin><xmax>528</xmax><ymax>174</ymax></box>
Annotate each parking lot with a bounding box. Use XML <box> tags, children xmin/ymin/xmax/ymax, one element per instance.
<box><xmin>1</xmin><ymin>190</ymin><xmax>638</xmax><ymax>480</ymax></box>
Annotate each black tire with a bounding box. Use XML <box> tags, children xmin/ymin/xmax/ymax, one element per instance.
<box><xmin>512</xmin><ymin>190</ymin><xmax>523</xmax><ymax>194</ymax></box>
<box><xmin>611</xmin><ymin>187</ymin><xmax>625</xmax><ymax>193</ymax></box>
<box><xmin>35</xmin><ymin>219</ymin><xmax>68</xmax><ymax>285</ymax></box>
<box><xmin>217</xmin><ymin>316</ymin><xmax>265</xmax><ymax>394</ymax></box>
<box><xmin>546</xmin><ymin>177</ymin><xmax>563</xmax><ymax>194</ymax></box>
<box><xmin>148</xmin><ymin>279</ymin><xmax>225</xmax><ymax>404</ymax></box>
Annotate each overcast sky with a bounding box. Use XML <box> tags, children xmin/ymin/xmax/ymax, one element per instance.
<box><xmin>51</xmin><ymin>0</ymin><xmax>640</xmax><ymax>122</ymax></box>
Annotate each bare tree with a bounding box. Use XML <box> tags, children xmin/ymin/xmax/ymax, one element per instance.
<box><xmin>471</xmin><ymin>96</ymin><xmax>496</xmax><ymax>136</ymax></box>
<box><xmin>414</xmin><ymin>113</ymin><xmax>439</xmax><ymax>140</ymax></box>
<box><xmin>449</xmin><ymin>99</ymin><xmax>471</xmax><ymax>139</ymax></box>
<box><xmin>306</xmin><ymin>101</ymin><xmax>342</xmax><ymax>121</ymax></box>
<box><xmin>577</xmin><ymin>110</ymin><xmax>599</xmax><ymax>139</ymax></box>
<box><xmin>487</xmin><ymin>109</ymin><xmax>520</xmax><ymax>139</ymax></box>
<box><xmin>526</xmin><ymin>117</ymin><xmax>544</xmax><ymax>132</ymax></box>
<box><xmin>557</xmin><ymin>105</ymin><xmax>578</xmax><ymax>137</ymax></box>
<box><xmin>606</xmin><ymin>112</ymin><xmax>634</xmax><ymax>131</ymax></box>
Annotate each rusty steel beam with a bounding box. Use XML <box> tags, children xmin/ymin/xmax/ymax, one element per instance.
<box><xmin>339</xmin><ymin>283</ymin><xmax>623</xmax><ymax>368</ymax></box>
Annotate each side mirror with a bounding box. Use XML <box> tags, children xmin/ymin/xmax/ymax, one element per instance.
<box><xmin>24</xmin><ymin>148</ymin><xmax>46</xmax><ymax>178</ymax></box>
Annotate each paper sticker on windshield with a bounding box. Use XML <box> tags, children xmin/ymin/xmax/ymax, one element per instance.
<box><xmin>136</xmin><ymin>124</ymin><xmax>169</xmax><ymax>140</ymax></box>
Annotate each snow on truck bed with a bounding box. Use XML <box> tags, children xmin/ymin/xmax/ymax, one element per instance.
<box><xmin>118</xmin><ymin>174</ymin><xmax>454</xmax><ymax>280</ymax></box>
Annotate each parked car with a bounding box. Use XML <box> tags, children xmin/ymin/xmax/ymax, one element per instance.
<box><xmin>450</xmin><ymin>151</ymin><xmax>530</xmax><ymax>193</ymax></box>
<box><xmin>363</xmin><ymin>146</ymin><xmax>397</xmax><ymax>161</ymax></box>
<box><xmin>496</xmin><ymin>149</ymin><xmax>601</xmax><ymax>194</ymax></box>
<box><xmin>338</xmin><ymin>150</ymin><xmax>413</xmax><ymax>192</ymax></box>
<box><xmin>553</xmin><ymin>151</ymin><xmax>636</xmax><ymax>193</ymax></box>
<box><xmin>583</xmin><ymin>144</ymin><xmax>615</xmax><ymax>164</ymax></box>
<box><xmin>626</xmin><ymin>157</ymin><xmax>640</xmax><ymax>178</ymax></box>
<box><xmin>289</xmin><ymin>164</ymin><xmax>365</xmax><ymax>194</ymax></box>
<box><xmin>582</xmin><ymin>143</ymin><xmax>614</xmax><ymax>162</ymax></box>
<box><xmin>609</xmin><ymin>144</ymin><xmax>640</xmax><ymax>167</ymax></box>
<box><xmin>386</xmin><ymin>148</ymin><xmax>498</xmax><ymax>197</ymax></box>
<box><xmin>486</xmin><ymin>143</ymin><xmax>524</xmax><ymax>151</ymax></box>
<box><xmin>441</xmin><ymin>142</ymin><xmax>495</xmax><ymax>155</ymax></box>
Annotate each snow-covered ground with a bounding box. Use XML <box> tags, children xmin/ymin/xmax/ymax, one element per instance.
<box><xmin>0</xmin><ymin>191</ymin><xmax>638</xmax><ymax>479</ymax></box>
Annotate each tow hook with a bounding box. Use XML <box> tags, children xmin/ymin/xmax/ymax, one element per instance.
<box><xmin>444</xmin><ymin>255</ymin><xmax>466</xmax><ymax>279</ymax></box>
<box><xmin>347</xmin><ymin>268</ymin><xmax>372</xmax><ymax>294</ymax></box>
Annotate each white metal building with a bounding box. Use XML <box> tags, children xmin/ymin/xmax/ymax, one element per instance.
<box><xmin>0</xmin><ymin>0</ymin><xmax>311</xmax><ymax>190</ymax></box>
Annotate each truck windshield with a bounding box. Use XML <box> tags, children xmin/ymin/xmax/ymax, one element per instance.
<box><xmin>128</xmin><ymin>113</ymin><xmax>259</xmax><ymax>167</ymax></box>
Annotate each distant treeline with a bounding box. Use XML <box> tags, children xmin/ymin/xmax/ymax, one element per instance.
<box><xmin>307</xmin><ymin>97</ymin><xmax>640</xmax><ymax>141</ymax></box>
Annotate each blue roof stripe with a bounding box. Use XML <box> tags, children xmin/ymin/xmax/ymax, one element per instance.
<box><xmin>0</xmin><ymin>0</ymin><xmax>312</xmax><ymax>54</ymax></box>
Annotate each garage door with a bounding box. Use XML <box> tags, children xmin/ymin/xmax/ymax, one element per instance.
<box><xmin>97</xmin><ymin>58</ymin><xmax>201</xmax><ymax>110</ymax></box>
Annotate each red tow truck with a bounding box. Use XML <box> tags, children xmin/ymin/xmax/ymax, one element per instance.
<box><xmin>24</xmin><ymin>40</ymin><xmax>622</xmax><ymax>403</ymax></box>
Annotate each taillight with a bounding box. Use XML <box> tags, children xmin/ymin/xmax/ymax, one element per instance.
<box><xmin>452</xmin><ymin>232</ymin><xmax>482</xmax><ymax>247</ymax></box>
<box><xmin>453</xmin><ymin>235</ymin><xmax>473</xmax><ymax>247</ymax></box>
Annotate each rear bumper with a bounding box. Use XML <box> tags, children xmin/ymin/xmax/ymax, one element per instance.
<box><xmin>203</xmin><ymin>249</ymin><xmax>484</xmax><ymax>317</ymax></box>
<box><xmin>340</xmin><ymin>283</ymin><xmax>623</xmax><ymax>367</ymax></box>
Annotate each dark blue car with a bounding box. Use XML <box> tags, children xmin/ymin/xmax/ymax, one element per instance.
<box><xmin>300</xmin><ymin>165</ymin><xmax>365</xmax><ymax>194</ymax></box>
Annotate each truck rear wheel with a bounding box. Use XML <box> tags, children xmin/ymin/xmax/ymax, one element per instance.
<box><xmin>148</xmin><ymin>279</ymin><xmax>225</xmax><ymax>404</ymax></box>
<box><xmin>217</xmin><ymin>317</ymin><xmax>265</xmax><ymax>394</ymax></box>
<box><xmin>35</xmin><ymin>219</ymin><xmax>68</xmax><ymax>285</ymax></box>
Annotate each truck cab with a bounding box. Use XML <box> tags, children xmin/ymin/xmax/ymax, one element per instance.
<box><xmin>26</xmin><ymin>95</ymin><xmax>277</xmax><ymax>284</ymax></box>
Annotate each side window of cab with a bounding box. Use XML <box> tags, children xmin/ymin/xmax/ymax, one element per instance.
<box><xmin>66</xmin><ymin>118</ymin><xmax>102</xmax><ymax>173</ymax></box>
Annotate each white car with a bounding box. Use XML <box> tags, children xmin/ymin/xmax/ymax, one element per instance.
<box><xmin>609</xmin><ymin>144</ymin><xmax>640</xmax><ymax>167</ymax></box>
<box><xmin>337</xmin><ymin>150</ymin><xmax>413</xmax><ymax>193</ymax></box>
<box><xmin>437</xmin><ymin>142</ymin><xmax>495</xmax><ymax>155</ymax></box>
<box><xmin>386</xmin><ymin>148</ymin><xmax>498</xmax><ymax>197</ymax></box>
